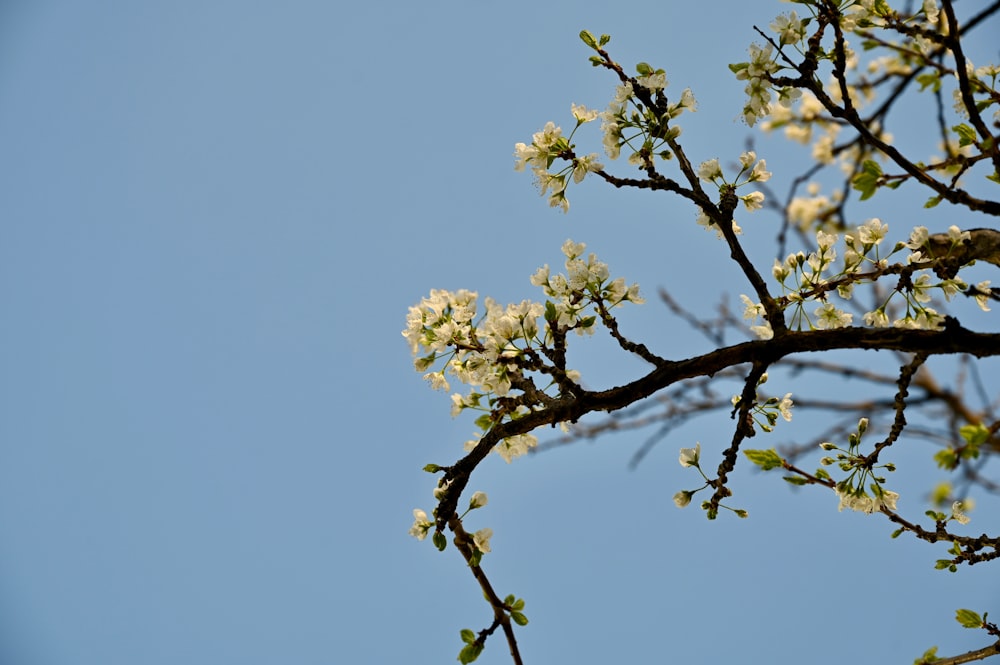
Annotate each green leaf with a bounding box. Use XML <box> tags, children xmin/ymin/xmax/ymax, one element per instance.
<box><xmin>458</xmin><ymin>643</ymin><xmax>483</xmax><ymax>664</ymax></box>
<box><xmin>872</xmin><ymin>0</ymin><xmax>892</xmax><ymax>15</ymax></box>
<box><xmin>851</xmin><ymin>169</ymin><xmax>880</xmax><ymax>201</ymax></box>
<box><xmin>636</xmin><ymin>62</ymin><xmax>652</xmax><ymax>76</ymax></box>
<box><xmin>511</xmin><ymin>611</ymin><xmax>529</xmax><ymax>626</ymax></box>
<box><xmin>599</xmin><ymin>34</ymin><xmax>611</xmax><ymax>46</ymax></box>
<box><xmin>474</xmin><ymin>413</ymin><xmax>493</xmax><ymax>431</ymax></box>
<box><xmin>743</xmin><ymin>449</ymin><xmax>784</xmax><ymax>471</ymax></box>
<box><xmin>729</xmin><ymin>62</ymin><xmax>749</xmax><ymax>75</ymax></box>
<box><xmin>511</xmin><ymin>598</ymin><xmax>525</xmax><ymax>611</ymax></box>
<box><xmin>959</xmin><ymin>424</ymin><xmax>990</xmax><ymax>446</ymax></box>
<box><xmin>503</xmin><ymin>594</ymin><xmax>515</xmax><ymax>606</ymax></box>
<box><xmin>861</xmin><ymin>159</ymin><xmax>883</xmax><ymax>176</ymax></box>
<box><xmin>544</xmin><ymin>300</ymin><xmax>558</xmax><ymax>322</ymax></box>
<box><xmin>933</xmin><ymin>448</ymin><xmax>958</xmax><ymax>470</ymax></box>
<box><xmin>955</xmin><ymin>609</ymin><xmax>983</xmax><ymax>628</ymax></box>
<box><xmin>423</xmin><ymin>463</ymin><xmax>442</xmax><ymax>473</ymax></box>
<box><xmin>433</xmin><ymin>531</ymin><xmax>448</xmax><ymax>552</ymax></box>
<box><xmin>952</xmin><ymin>123</ymin><xmax>977</xmax><ymax>147</ymax></box>
<box><xmin>924</xmin><ymin>195</ymin><xmax>942</xmax><ymax>209</ymax></box>
<box><xmin>891</xmin><ymin>528</ymin><xmax>904</xmax><ymax>539</ymax></box>
<box><xmin>916</xmin><ymin>72</ymin><xmax>941</xmax><ymax>92</ymax></box>
<box><xmin>588</xmin><ymin>55</ymin><xmax>602</xmax><ymax>67</ymax></box>
<box><xmin>579</xmin><ymin>30</ymin><xmax>597</xmax><ymax>49</ymax></box>
<box><xmin>460</xmin><ymin>629</ymin><xmax>476</xmax><ymax>644</ymax></box>
<box><xmin>913</xmin><ymin>645</ymin><xmax>939</xmax><ymax>664</ymax></box>
<box><xmin>815</xmin><ymin>468</ymin><xmax>831</xmax><ymax>481</ymax></box>
<box><xmin>782</xmin><ymin>476</ymin><xmax>808</xmax><ymax>485</ymax></box>
<box><xmin>469</xmin><ymin>550</ymin><xmax>482</xmax><ymax>567</ymax></box>
<box><xmin>988</xmin><ymin>171</ymin><xmax>1000</xmax><ymax>185</ymax></box>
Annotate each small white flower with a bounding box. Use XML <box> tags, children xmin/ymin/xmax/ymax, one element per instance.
<box><xmin>815</xmin><ymin>302</ymin><xmax>853</xmax><ymax>329</ymax></box>
<box><xmin>750</xmin><ymin>322</ymin><xmax>774</xmax><ymax>340</ymax></box>
<box><xmin>679</xmin><ymin>443</ymin><xmax>701</xmax><ymax>468</ymax></box>
<box><xmin>749</xmin><ymin>159</ymin><xmax>771</xmax><ymax>182</ymax></box>
<box><xmin>778</xmin><ymin>393</ymin><xmax>793</xmax><ymax>422</ymax></box>
<box><xmin>858</xmin><ymin>218</ymin><xmax>889</xmax><ymax>245</ymax></box>
<box><xmin>698</xmin><ymin>158</ymin><xmax>722</xmax><ymax>182</ymax></box>
<box><xmin>572</xmin><ymin>153</ymin><xmax>604</xmax><ymax>183</ymax></box>
<box><xmin>836</xmin><ymin>488</ymin><xmax>875</xmax><ymax>514</ymax></box>
<box><xmin>409</xmin><ymin>509</ymin><xmax>433</xmax><ymax>540</ymax></box>
<box><xmin>473</xmin><ymin>527</ymin><xmax>493</xmax><ymax>553</ymax></box>
<box><xmin>771</xmin><ymin>11</ymin><xmax>806</xmax><ymax>45</ymax></box>
<box><xmin>495</xmin><ymin>433</ymin><xmax>538</xmax><ymax>463</ymax></box>
<box><xmin>951</xmin><ymin>500</ymin><xmax>971</xmax><ymax>525</ymax></box>
<box><xmin>906</xmin><ymin>226</ymin><xmax>930</xmax><ymax>249</ymax></box>
<box><xmin>561</xmin><ymin>239</ymin><xmax>587</xmax><ymax>259</ymax></box>
<box><xmin>673</xmin><ymin>491</ymin><xmax>693</xmax><ymax>508</ymax></box>
<box><xmin>923</xmin><ymin>0</ymin><xmax>939</xmax><ymax>24</ymax></box>
<box><xmin>571</xmin><ymin>103</ymin><xmax>599</xmax><ymax>123</ymax></box>
<box><xmin>873</xmin><ymin>489</ymin><xmax>899</xmax><ymax>512</ymax></box>
<box><xmin>469</xmin><ymin>491</ymin><xmax>488</xmax><ymax>510</ymax></box>
<box><xmin>636</xmin><ymin>71</ymin><xmax>667</xmax><ymax>91</ymax></box>
<box><xmin>973</xmin><ymin>281</ymin><xmax>992</xmax><ymax>311</ymax></box>
<box><xmin>679</xmin><ymin>88</ymin><xmax>697</xmax><ymax>111</ymax></box>
<box><xmin>863</xmin><ymin>309</ymin><xmax>890</xmax><ymax>327</ymax></box>
<box><xmin>741</xmin><ymin>191</ymin><xmax>765</xmax><ymax>211</ymax></box>
<box><xmin>740</xmin><ymin>295</ymin><xmax>766</xmax><ymax>320</ymax></box>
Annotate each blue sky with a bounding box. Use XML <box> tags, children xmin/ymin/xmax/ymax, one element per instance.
<box><xmin>1</xmin><ymin>2</ymin><xmax>997</xmax><ymax>664</ymax></box>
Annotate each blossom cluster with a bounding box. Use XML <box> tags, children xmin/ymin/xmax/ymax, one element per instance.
<box><xmin>403</xmin><ymin>240</ymin><xmax>644</xmax><ymax>463</ymax></box>
<box><xmin>409</xmin><ymin>490</ymin><xmax>493</xmax><ymax>558</ymax></box>
<box><xmin>739</xmin><ymin>220</ymin><xmax>991</xmax><ymax>339</ymax></box>
<box><xmin>695</xmin><ymin>151</ymin><xmax>772</xmax><ymax>236</ymax></box>
<box><xmin>514</xmin><ymin>113</ymin><xmax>604</xmax><ymax>213</ymax></box>
<box><xmin>673</xmin><ymin>442</ymin><xmax>748</xmax><ymax>518</ymax></box>
<box><xmin>515</xmin><ymin>37</ymin><xmax>701</xmax><ymax>212</ymax></box>
<box><xmin>730</xmin><ymin>373</ymin><xmax>794</xmax><ymax>432</ymax></box>
<box><xmin>753</xmin><ymin>2</ymin><xmax>1000</xmax><ymax>193</ymax></box>
<box><xmin>821</xmin><ymin>418</ymin><xmax>900</xmax><ymax>514</ymax></box>
<box><xmin>598</xmin><ymin>69</ymin><xmax>697</xmax><ymax>167</ymax></box>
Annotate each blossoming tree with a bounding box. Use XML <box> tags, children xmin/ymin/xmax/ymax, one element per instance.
<box><xmin>404</xmin><ymin>2</ymin><xmax>1000</xmax><ymax>663</ymax></box>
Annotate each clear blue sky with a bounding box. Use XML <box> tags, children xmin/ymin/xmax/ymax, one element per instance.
<box><xmin>1</xmin><ymin>2</ymin><xmax>997</xmax><ymax>664</ymax></box>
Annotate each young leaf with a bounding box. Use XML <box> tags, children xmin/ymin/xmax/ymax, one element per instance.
<box><xmin>913</xmin><ymin>646</ymin><xmax>938</xmax><ymax>665</ymax></box>
<box><xmin>458</xmin><ymin>643</ymin><xmax>484</xmax><ymax>664</ymax></box>
<box><xmin>743</xmin><ymin>449</ymin><xmax>784</xmax><ymax>471</ymax></box>
<box><xmin>952</xmin><ymin>123</ymin><xmax>977</xmax><ymax>147</ymax></box>
<box><xmin>955</xmin><ymin>609</ymin><xmax>983</xmax><ymax>628</ymax></box>
<box><xmin>852</xmin><ymin>173</ymin><xmax>878</xmax><ymax>200</ymax></box>
<box><xmin>958</xmin><ymin>424</ymin><xmax>989</xmax><ymax>446</ymax></box>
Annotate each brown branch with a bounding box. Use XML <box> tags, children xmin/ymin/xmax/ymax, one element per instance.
<box><xmin>447</xmin><ymin>515</ymin><xmax>524</xmax><ymax>665</ymax></box>
<box><xmin>926</xmin><ymin>641</ymin><xmax>1000</xmax><ymax>665</ymax></box>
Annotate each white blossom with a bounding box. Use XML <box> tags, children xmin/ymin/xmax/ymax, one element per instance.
<box><xmin>473</xmin><ymin>528</ymin><xmax>493</xmax><ymax>553</ymax></box>
<box><xmin>409</xmin><ymin>509</ymin><xmax>433</xmax><ymax>540</ymax></box>
<box><xmin>678</xmin><ymin>443</ymin><xmax>701</xmax><ymax>468</ymax></box>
